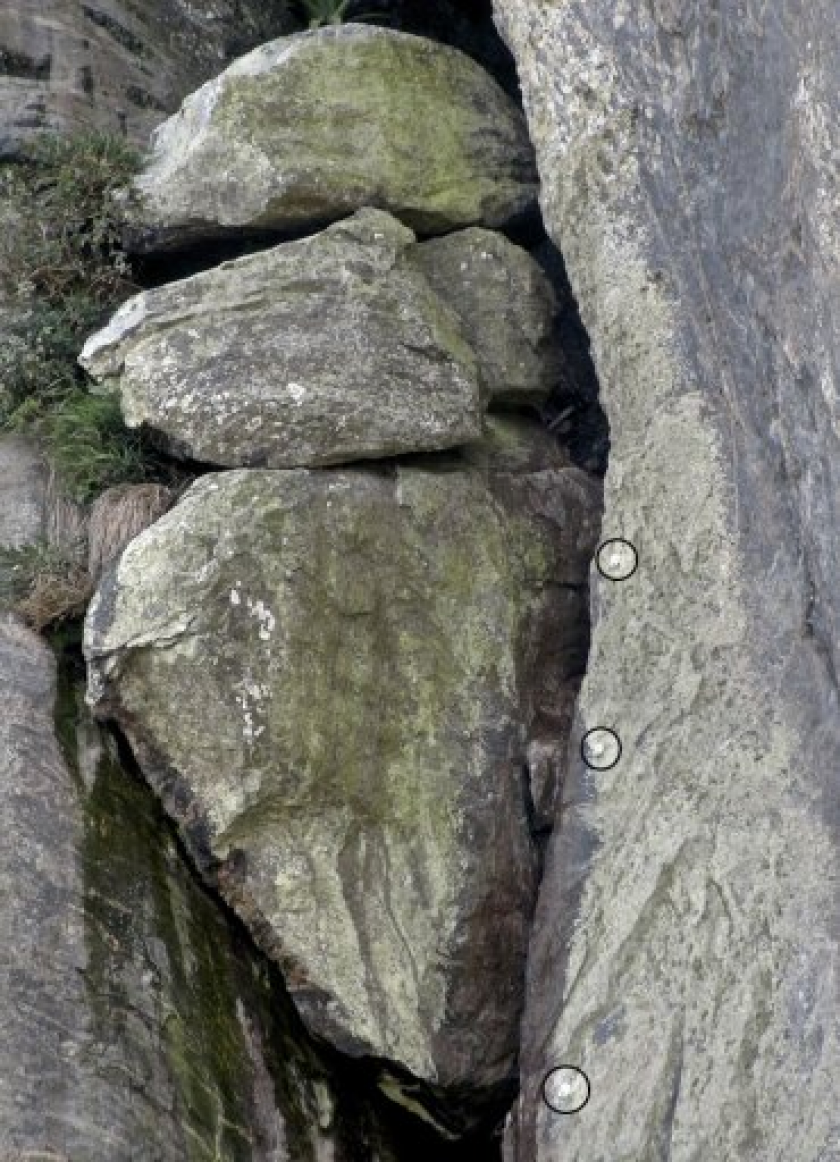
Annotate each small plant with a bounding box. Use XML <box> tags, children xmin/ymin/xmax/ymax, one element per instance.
<box><xmin>0</xmin><ymin>541</ymin><xmax>91</xmax><ymax>632</ymax></box>
<box><xmin>299</xmin><ymin>0</ymin><xmax>376</xmax><ymax>28</ymax></box>
<box><xmin>301</xmin><ymin>0</ymin><xmax>351</xmax><ymax>26</ymax></box>
<box><xmin>0</xmin><ymin>132</ymin><xmax>160</xmax><ymax>501</ymax></box>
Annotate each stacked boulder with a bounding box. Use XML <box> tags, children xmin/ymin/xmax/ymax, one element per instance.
<box><xmin>81</xmin><ymin>24</ymin><xmax>603</xmax><ymax>1136</ymax></box>
<box><xmin>0</xmin><ymin>435</ymin><xmax>394</xmax><ymax>1162</ymax></box>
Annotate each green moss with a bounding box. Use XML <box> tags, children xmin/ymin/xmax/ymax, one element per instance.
<box><xmin>72</xmin><ymin>689</ymin><xmax>295</xmax><ymax>1156</ymax></box>
<box><xmin>215</xmin><ymin>35</ymin><xmax>512</xmax><ymax>231</ymax></box>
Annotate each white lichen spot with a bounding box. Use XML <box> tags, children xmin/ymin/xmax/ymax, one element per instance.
<box><xmin>246</xmin><ymin>597</ymin><xmax>276</xmax><ymax>640</ymax></box>
<box><xmin>287</xmin><ymin>381</ymin><xmax>307</xmax><ymax>405</ymax></box>
<box><xmin>230</xmin><ymin>588</ymin><xmax>241</xmax><ymax>606</ymax></box>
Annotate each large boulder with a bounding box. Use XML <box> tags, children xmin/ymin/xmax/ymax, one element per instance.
<box><xmin>129</xmin><ymin>24</ymin><xmax>538</xmax><ymax>250</ymax></box>
<box><xmin>493</xmin><ymin>3</ymin><xmax>840</xmax><ymax>1160</ymax></box>
<box><xmin>0</xmin><ymin>0</ymin><xmax>298</xmax><ymax>157</ymax></box>
<box><xmin>80</xmin><ymin>210</ymin><xmax>485</xmax><ymax>469</ymax></box>
<box><xmin>83</xmin><ymin>419</ymin><xmax>601</xmax><ymax>1118</ymax></box>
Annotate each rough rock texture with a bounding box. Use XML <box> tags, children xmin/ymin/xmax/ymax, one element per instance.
<box><xmin>0</xmin><ymin>0</ymin><xmax>298</xmax><ymax>157</ymax></box>
<box><xmin>83</xmin><ymin>420</ymin><xmax>601</xmax><ymax>1116</ymax></box>
<box><xmin>0</xmin><ymin>434</ymin><xmax>47</xmax><ymax>549</ymax></box>
<box><xmin>493</xmin><ymin>3</ymin><xmax>840</xmax><ymax>1160</ymax></box>
<box><xmin>0</xmin><ymin>435</ymin><xmax>405</xmax><ymax>1160</ymax></box>
<box><xmin>80</xmin><ymin>210</ymin><xmax>483</xmax><ymax>468</ymax></box>
<box><xmin>409</xmin><ymin>229</ymin><xmax>560</xmax><ymax>406</ymax></box>
<box><xmin>129</xmin><ymin>24</ymin><xmax>537</xmax><ymax>250</ymax></box>
<box><xmin>0</xmin><ymin>615</ymin><xmax>392</xmax><ymax>1161</ymax></box>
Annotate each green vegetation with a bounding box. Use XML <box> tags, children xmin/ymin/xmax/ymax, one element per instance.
<box><xmin>301</xmin><ymin>0</ymin><xmax>352</xmax><ymax>26</ymax></box>
<box><xmin>299</xmin><ymin>0</ymin><xmax>376</xmax><ymax>28</ymax></box>
<box><xmin>0</xmin><ymin>132</ymin><xmax>157</xmax><ymax>501</ymax></box>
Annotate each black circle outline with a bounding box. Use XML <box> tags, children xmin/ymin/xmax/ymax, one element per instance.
<box><xmin>541</xmin><ymin>1065</ymin><xmax>591</xmax><ymax>1115</ymax></box>
<box><xmin>596</xmin><ymin>537</ymin><xmax>639</xmax><ymax>581</ymax></box>
<box><xmin>580</xmin><ymin>727</ymin><xmax>622</xmax><ymax>771</ymax></box>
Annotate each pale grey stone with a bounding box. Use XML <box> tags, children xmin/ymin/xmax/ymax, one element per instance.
<box><xmin>493</xmin><ymin>3</ymin><xmax>840</xmax><ymax>1160</ymax></box>
<box><xmin>129</xmin><ymin>24</ymin><xmax>537</xmax><ymax>249</ymax></box>
<box><xmin>80</xmin><ymin>209</ymin><xmax>484</xmax><ymax>469</ymax></box>
<box><xmin>0</xmin><ymin>434</ymin><xmax>47</xmax><ymax>549</ymax></box>
<box><xmin>0</xmin><ymin>614</ymin><xmax>376</xmax><ymax>1161</ymax></box>
<box><xmin>0</xmin><ymin>0</ymin><xmax>297</xmax><ymax>156</ymax></box>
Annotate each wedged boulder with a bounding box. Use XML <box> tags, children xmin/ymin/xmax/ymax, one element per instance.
<box><xmin>83</xmin><ymin>419</ymin><xmax>602</xmax><ymax>1116</ymax></box>
<box><xmin>0</xmin><ymin>614</ymin><xmax>393</xmax><ymax>1161</ymax></box>
<box><xmin>129</xmin><ymin>24</ymin><xmax>537</xmax><ymax>250</ymax></box>
<box><xmin>409</xmin><ymin>229</ymin><xmax>561</xmax><ymax>406</ymax></box>
<box><xmin>494</xmin><ymin>3</ymin><xmax>840</xmax><ymax>1160</ymax></box>
<box><xmin>80</xmin><ymin>209</ymin><xmax>483</xmax><ymax>469</ymax></box>
<box><xmin>0</xmin><ymin>0</ymin><xmax>298</xmax><ymax>157</ymax></box>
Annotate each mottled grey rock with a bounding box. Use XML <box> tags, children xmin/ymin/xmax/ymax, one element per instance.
<box><xmin>0</xmin><ymin>434</ymin><xmax>47</xmax><ymax>550</ymax></box>
<box><xmin>0</xmin><ymin>614</ymin><xmax>387</xmax><ymax>1161</ymax></box>
<box><xmin>409</xmin><ymin>229</ymin><xmax>561</xmax><ymax>405</ymax></box>
<box><xmin>129</xmin><ymin>24</ymin><xmax>537</xmax><ymax>250</ymax></box>
<box><xmin>80</xmin><ymin>210</ymin><xmax>483</xmax><ymax>468</ymax></box>
<box><xmin>0</xmin><ymin>0</ymin><xmax>298</xmax><ymax>157</ymax></box>
<box><xmin>493</xmin><ymin>3</ymin><xmax>840</xmax><ymax>1160</ymax></box>
<box><xmin>83</xmin><ymin>421</ymin><xmax>601</xmax><ymax>1117</ymax></box>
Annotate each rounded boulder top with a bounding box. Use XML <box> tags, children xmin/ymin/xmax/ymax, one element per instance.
<box><xmin>130</xmin><ymin>23</ymin><xmax>538</xmax><ymax>250</ymax></box>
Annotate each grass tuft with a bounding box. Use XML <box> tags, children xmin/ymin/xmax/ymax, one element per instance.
<box><xmin>0</xmin><ymin>132</ymin><xmax>167</xmax><ymax>502</ymax></box>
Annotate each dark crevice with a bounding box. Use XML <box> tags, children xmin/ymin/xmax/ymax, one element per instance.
<box><xmin>0</xmin><ymin>46</ymin><xmax>52</xmax><ymax>81</ymax></box>
<box><xmin>82</xmin><ymin>5</ymin><xmax>148</xmax><ymax>58</ymax></box>
<box><xmin>530</xmin><ymin>234</ymin><xmax>610</xmax><ymax>476</ymax></box>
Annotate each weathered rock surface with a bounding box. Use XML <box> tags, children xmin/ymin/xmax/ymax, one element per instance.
<box><xmin>0</xmin><ymin>614</ymin><xmax>391</xmax><ymax>1161</ymax></box>
<box><xmin>0</xmin><ymin>0</ymin><xmax>298</xmax><ymax>157</ymax></box>
<box><xmin>0</xmin><ymin>433</ymin><xmax>47</xmax><ymax>549</ymax></box>
<box><xmin>494</xmin><ymin>2</ymin><xmax>840</xmax><ymax>1160</ymax></box>
<box><xmin>129</xmin><ymin>24</ymin><xmax>537</xmax><ymax>250</ymax></box>
<box><xmin>80</xmin><ymin>209</ymin><xmax>484</xmax><ymax>468</ymax></box>
<box><xmin>409</xmin><ymin>229</ymin><xmax>560</xmax><ymax>406</ymax></box>
<box><xmin>83</xmin><ymin>420</ymin><xmax>601</xmax><ymax>1114</ymax></box>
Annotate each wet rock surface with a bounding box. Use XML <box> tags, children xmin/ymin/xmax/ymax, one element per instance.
<box><xmin>83</xmin><ymin>420</ymin><xmax>601</xmax><ymax>1117</ymax></box>
<box><xmin>0</xmin><ymin>617</ymin><xmax>373</xmax><ymax>1161</ymax></box>
<box><xmin>494</xmin><ymin>2</ymin><xmax>840</xmax><ymax>1159</ymax></box>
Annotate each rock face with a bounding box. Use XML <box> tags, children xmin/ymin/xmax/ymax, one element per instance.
<box><xmin>80</xmin><ymin>210</ymin><xmax>483</xmax><ymax>468</ymax></box>
<box><xmin>0</xmin><ymin>0</ymin><xmax>298</xmax><ymax>157</ymax></box>
<box><xmin>83</xmin><ymin>420</ymin><xmax>601</xmax><ymax>1110</ymax></box>
<box><xmin>129</xmin><ymin>24</ymin><xmax>537</xmax><ymax>250</ymax></box>
<box><xmin>493</xmin><ymin>3</ymin><xmax>840</xmax><ymax>1160</ymax></box>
